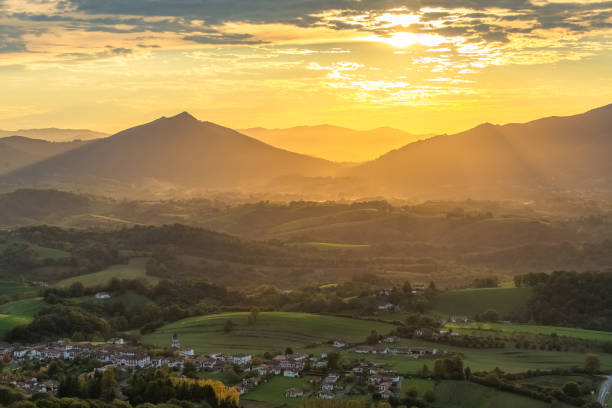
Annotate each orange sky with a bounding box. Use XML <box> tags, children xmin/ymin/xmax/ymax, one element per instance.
<box><xmin>1</xmin><ymin>0</ymin><xmax>612</xmax><ymax>136</ymax></box>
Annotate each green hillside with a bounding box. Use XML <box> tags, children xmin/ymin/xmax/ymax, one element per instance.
<box><xmin>56</xmin><ymin>262</ymin><xmax>158</xmax><ymax>288</ymax></box>
<box><xmin>0</xmin><ymin>297</ymin><xmax>46</xmax><ymax>337</ymax></box>
<box><xmin>431</xmin><ymin>287</ymin><xmax>533</xmax><ymax>317</ymax></box>
<box><xmin>143</xmin><ymin>311</ymin><xmax>396</xmax><ymax>354</ymax></box>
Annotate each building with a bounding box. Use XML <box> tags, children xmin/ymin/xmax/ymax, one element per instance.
<box><xmin>171</xmin><ymin>333</ymin><xmax>180</xmax><ymax>349</ymax></box>
<box><xmin>95</xmin><ymin>292</ymin><xmax>111</xmax><ymax>299</ymax></box>
<box><xmin>333</xmin><ymin>339</ymin><xmax>346</xmax><ymax>348</ymax></box>
<box><xmin>285</xmin><ymin>388</ymin><xmax>304</xmax><ymax>398</ymax></box>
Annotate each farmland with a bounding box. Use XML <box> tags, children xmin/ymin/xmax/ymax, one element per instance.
<box><xmin>143</xmin><ymin>312</ymin><xmax>396</xmax><ymax>354</ymax></box>
<box><xmin>446</xmin><ymin>321</ymin><xmax>612</xmax><ymax>342</ymax></box>
<box><xmin>432</xmin><ymin>380</ymin><xmax>573</xmax><ymax>408</ymax></box>
<box><xmin>431</xmin><ymin>287</ymin><xmax>533</xmax><ymax>318</ymax></box>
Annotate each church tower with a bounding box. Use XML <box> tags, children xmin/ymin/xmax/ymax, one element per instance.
<box><xmin>171</xmin><ymin>333</ymin><xmax>180</xmax><ymax>349</ymax></box>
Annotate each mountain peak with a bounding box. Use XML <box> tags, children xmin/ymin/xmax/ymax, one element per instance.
<box><xmin>169</xmin><ymin>111</ymin><xmax>198</xmax><ymax>122</ymax></box>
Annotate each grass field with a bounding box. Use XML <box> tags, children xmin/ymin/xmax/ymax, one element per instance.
<box><xmin>56</xmin><ymin>260</ymin><xmax>159</xmax><ymax>288</ymax></box>
<box><xmin>431</xmin><ymin>287</ymin><xmax>533</xmax><ymax>318</ymax></box>
<box><xmin>0</xmin><ymin>281</ymin><xmax>39</xmax><ymax>297</ymax></box>
<box><xmin>347</xmin><ymin>337</ymin><xmax>612</xmax><ymax>374</ymax></box>
<box><xmin>0</xmin><ymin>297</ymin><xmax>46</xmax><ymax>337</ymax></box>
<box><xmin>143</xmin><ymin>312</ymin><xmax>396</xmax><ymax>354</ymax></box>
<box><xmin>432</xmin><ymin>380</ymin><xmax>573</xmax><ymax>408</ymax></box>
<box><xmin>446</xmin><ymin>321</ymin><xmax>612</xmax><ymax>342</ymax></box>
<box><xmin>402</xmin><ymin>377</ymin><xmax>434</xmax><ymax>398</ymax></box>
<box><xmin>243</xmin><ymin>376</ymin><xmax>311</xmax><ymax>406</ymax></box>
<box><xmin>0</xmin><ymin>237</ymin><xmax>70</xmax><ymax>262</ymax></box>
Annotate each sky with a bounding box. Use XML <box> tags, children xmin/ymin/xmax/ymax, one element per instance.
<box><xmin>1</xmin><ymin>0</ymin><xmax>612</xmax><ymax>135</ymax></box>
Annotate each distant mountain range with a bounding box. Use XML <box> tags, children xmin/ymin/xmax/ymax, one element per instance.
<box><xmin>1</xmin><ymin>103</ymin><xmax>611</xmax><ymax>200</ymax></box>
<box><xmin>240</xmin><ymin>125</ymin><xmax>431</xmax><ymax>162</ymax></box>
<box><xmin>0</xmin><ymin>112</ymin><xmax>341</xmax><ymax>197</ymax></box>
<box><xmin>0</xmin><ymin>128</ymin><xmax>107</xmax><ymax>142</ymax></box>
<box><xmin>0</xmin><ymin>136</ymin><xmax>89</xmax><ymax>175</ymax></box>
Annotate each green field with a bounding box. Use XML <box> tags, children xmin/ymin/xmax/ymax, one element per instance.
<box><xmin>56</xmin><ymin>261</ymin><xmax>159</xmax><ymax>288</ymax></box>
<box><xmin>0</xmin><ymin>237</ymin><xmax>70</xmax><ymax>262</ymax></box>
<box><xmin>446</xmin><ymin>321</ymin><xmax>612</xmax><ymax>342</ymax></box>
<box><xmin>346</xmin><ymin>337</ymin><xmax>612</xmax><ymax>374</ymax></box>
<box><xmin>432</xmin><ymin>380</ymin><xmax>572</xmax><ymax>408</ymax></box>
<box><xmin>0</xmin><ymin>297</ymin><xmax>46</xmax><ymax>337</ymax></box>
<box><xmin>143</xmin><ymin>312</ymin><xmax>397</xmax><ymax>354</ymax></box>
<box><xmin>402</xmin><ymin>377</ymin><xmax>435</xmax><ymax>398</ymax></box>
<box><xmin>243</xmin><ymin>376</ymin><xmax>311</xmax><ymax>406</ymax></box>
<box><xmin>0</xmin><ymin>281</ymin><xmax>39</xmax><ymax>297</ymax></box>
<box><xmin>431</xmin><ymin>287</ymin><xmax>533</xmax><ymax>318</ymax></box>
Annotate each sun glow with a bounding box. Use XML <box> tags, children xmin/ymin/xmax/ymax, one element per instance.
<box><xmin>374</xmin><ymin>32</ymin><xmax>447</xmax><ymax>48</ymax></box>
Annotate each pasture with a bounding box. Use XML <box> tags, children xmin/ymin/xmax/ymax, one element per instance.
<box><xmin>243</xmin><ymin>376</ymin><xmax>310</xmax><ymax>406</ymax></box>
<box><xmin>0</xmin><ymin>281</ymin><xmax>39</xmax><ymax>297</ymax></box>
<box><xmin>446</xmin><ymin>321</ymin><xmax>612</xmax><ymax>343</ymax></box>
<box><xmin>0</xmin><ymin>297</ymin><xmax>46</xmax><ymax>337</ymax></box>
<box><xmin>431</xmin><ymin>287</ymin><xmax>533</xmax><ymax>317</ymax></box>
<box><xmin>56</xmin><ymin>259</ymin><xmax>158</xmax><ymax>288</ymax></box>
<box><xmin>432</xmin><ymin>380</ymin><xmax>573</xmax><ymax>408</ymax></box>
<box><xmin>143</xmin><ymin>312</ymin><xmax>396</xmax><ymax>354</ymax></box>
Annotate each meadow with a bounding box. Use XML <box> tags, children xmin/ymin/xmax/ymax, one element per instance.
<box><xmin>243</xmin><ymin>376</ymin><xmax>311</xmax><ymax>406</ymax></box>
<box><xmin>0</xmin><ymin>297</ymin><xmax>46</xmax><ymax>337</ymax></box>
<box><xmin>432</xmin><ymin>380</ymin><xmax>573</xmax><ymax>408</ymax></box>
<box><xmin>446</xmin><ymin>321</ymin><xmax>612</xmax><ymax>342</ymax></box>
<box><xmin>143</xmin><ymin>312</ymin><xmax>396</xmax><ymax>354</ymax></box>
<box><xmin>56</xmin><ymin>260</ymin><xmax>159</xmax><ymax>288</ymax></box>
<box><xmin>431</xmin><ymin>287</ymin><xmax>533</xmax><ymax>317</ymax></box>
<box><xmin>0</xmin><ymin>281</ymin><xmax>39</xmax><ymax>297</ymax></box>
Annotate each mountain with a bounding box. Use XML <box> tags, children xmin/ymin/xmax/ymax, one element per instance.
<box><xmin>1</xmin><ymin>112</ymin><xmax>341</xmax><ymax>196</ymax></box>
<box><xmin>0</xmin><ymin>128</ymin><xmax>107</xmax><ymax>142</ymax></box>
<box><xmin>0</xmin><ymin>136</ymin><xmax>89</xmax><ymax>175</ymax></box>
<box><xmin>240</xmin><ymin>125</ymin><xmax>431</xmax><ymax>162</ymax></box>
<box><xmin>348</xmin><ymin>103</ymin><xmax>612</xmax><ymax>199</ymax></box>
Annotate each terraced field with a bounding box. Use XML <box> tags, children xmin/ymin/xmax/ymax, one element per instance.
<box><xmin>143</xmin><ymin>312</ymin><xmax>397</xmax><ymax>354</ymax></box>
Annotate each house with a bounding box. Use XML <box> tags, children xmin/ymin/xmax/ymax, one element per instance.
<box><xmin>318</xmin><ymin>391</ymin><xmax>335</xmax><ymax>399</ymax></box>
<box><xmin>377</xmin><ymin>382</ymin><xmax>392</xmax><ymax>392</ymax></box>
<box><xmin>284</xmin><ymin>369</ymin><xmax>300</xmax><ymax>378</ymax></box>
<box><xmin>95</xmin><ymin>292</ymin><xmax>111</xmax><ymax>299</ymax></box>
<box><xmin>231</xmin><ymin>354</ymin><xmax>252</xmax><ymax>366</ymax></box>
<box><xmin>450</xmin><ymin>316</ymin><xmax>469</xmax><ymax>323</ymax></box>
<box><xmin>413</xmin><ymin>284</ymin><xmax>425</xmax><ymax>292</ymax></box>
<box><xmin>380</xmin><ymin>390</ymin><xmax>394</xmax><ymax>400</ymax></box>
<box><xmin>383</xmin><ymin>336</ymin><xmax>400</xmax><ymax>343</ymax></box>
<box><xmin>285</xmin><ymin>388</ymin><xmax>304</xmax><ymax>398</ymax></box>
<box><xmin>321</xmin><ymin>382</ymin><xmax>334</xmax><ymax>391</ymax></box>
<box><xmin>314</xmin><ymin>360</ymin><xmax>328</xmax><ymax>368</ymax></box>
<box><xmin>333</xmin><ymin>339</ymin><xmax>346</xmax><ymax>348</ymax></box>
<box><xmin>355</xmin><ymin>345</ymin><xmax>373</xmax><ymax>354</ymax></box>
<box><xmin>377</xmin><ymin>303</ymin><xmax>395</xmax><ymax>311</ymax></box>
<box><xmin>234</xmin><ymin>385</ymin><xmax>247</xmax><ymax>395</ymax></box>
<box><xmin>180</xmin><ymin>348</ymin><xmax>195</xmax><ymax>357</ymax></box>
<box><xmin>243</xmin><ymin>377</ymin><xmax>261</xmax><ymax>388</ymax></box>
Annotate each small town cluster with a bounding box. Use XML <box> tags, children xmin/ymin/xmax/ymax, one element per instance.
<box><xmin>0</xmin><ymin>332</ymin><xmax>442</xmax><ymax>401</ymax></box>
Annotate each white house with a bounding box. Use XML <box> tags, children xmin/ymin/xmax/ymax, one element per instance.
<box><xmin>95</xmin><ymin>292</ymin><xmax>111</xmax><ymax>299</ymax></box>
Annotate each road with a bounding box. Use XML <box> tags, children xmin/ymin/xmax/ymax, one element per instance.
<box><xmin>597</xmin><ymin>375</ymin><xmax>612</xmax><ymax>406</ymax></box>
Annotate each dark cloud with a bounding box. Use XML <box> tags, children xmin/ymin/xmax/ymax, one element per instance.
<box><xmin>183</xmin><ymin>33</ymin><xmax>265</xmax><ymax>45</ymax></box>
<box><xmin>0</xmin><ymin>25</ymin><xmax>27</xmax><ymax>54</ymax></box>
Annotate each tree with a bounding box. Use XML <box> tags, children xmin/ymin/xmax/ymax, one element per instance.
<box><xmin>481</xmin><ymin>309</ymin><xmax>500</xmax><ymax>322</ymax></box>
<box><xmin>224</xmin><ymin>320</ymin><xmax>235</xmax><ymax>333</ymax></box>
<box><xmin>402</xmin><ymin>281</ymin><xmax>413</xmax><ymax>294</ymax></box>
<box><xmin>285</xmin><ymin>347</ymin><xmax>294</xmax><ymax>355</ymax></box>
<box><xmin>464</xmin><ymin>366</ymin><xmax>472</xmax><ymax>380</ymax></box>
<box><xmin>585</xmin><ymin>354</ymin><xmax>600</xmax><ymax>374</ymax></box>
<box><xmin>562</xmin><ymin>382</ymin><xmax>581</xmax><ymax>398</ymax></box>
<box><xmin>68</xmin><ymin>282</ymin><xmax>85</xmax><ymax>298</ymax></box>
<box><xmin>183</xmin><ymin>361</ymin><xmax>198</xmax><ymax>379</ymax></box>
<box><xmin>247</xmin><ymin>307</ymin><xmax>260</xmax><ymax>325</ymax></box>
<box><xmin>366</xmin><ymin>330</ymin><xmax>380</xmax><ymax>345</ymax></box>
<box><xmin>423</xmin><ymin>390</ymin><xmax>436</xmax><ymax>402</ymax></box>
<box><xmin>327</xmin><ymin>351</ymin><xmax>340</xmax><ymax>370</ymax></box>
<box><xmin>421</xmin><ymin>364</ymin><xmax>431</xmax><ymax>378</ymax></box>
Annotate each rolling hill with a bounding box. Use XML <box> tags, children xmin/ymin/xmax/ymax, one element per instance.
<box><xmin>240</xmin><ymin>124</ymin><xmax>431</xmax><ymax>162</ymax></box>
<box><xmin>1</xmin><ymin>113</ymin><xmax>341</xmax><ymax>196</ymax></box>
<box><xmin>349</xmin><ymin>103</ymin><xmax>612</xmax><ymax>199</ymax></box>
<box><xmin>0</xmin><ymin>128</ymin><xmax>106</xmax><ymax>142</ymax></box>
<box><xmin>0</xmin><ymin>136</ymin><xmax>89</xmax><ymax>175</ymax></box>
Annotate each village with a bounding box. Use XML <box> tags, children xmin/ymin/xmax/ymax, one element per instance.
<box><xmin>0</xmin><ymin>331</ymin><xmax>444</xmax><ymax>402</ymax></box>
